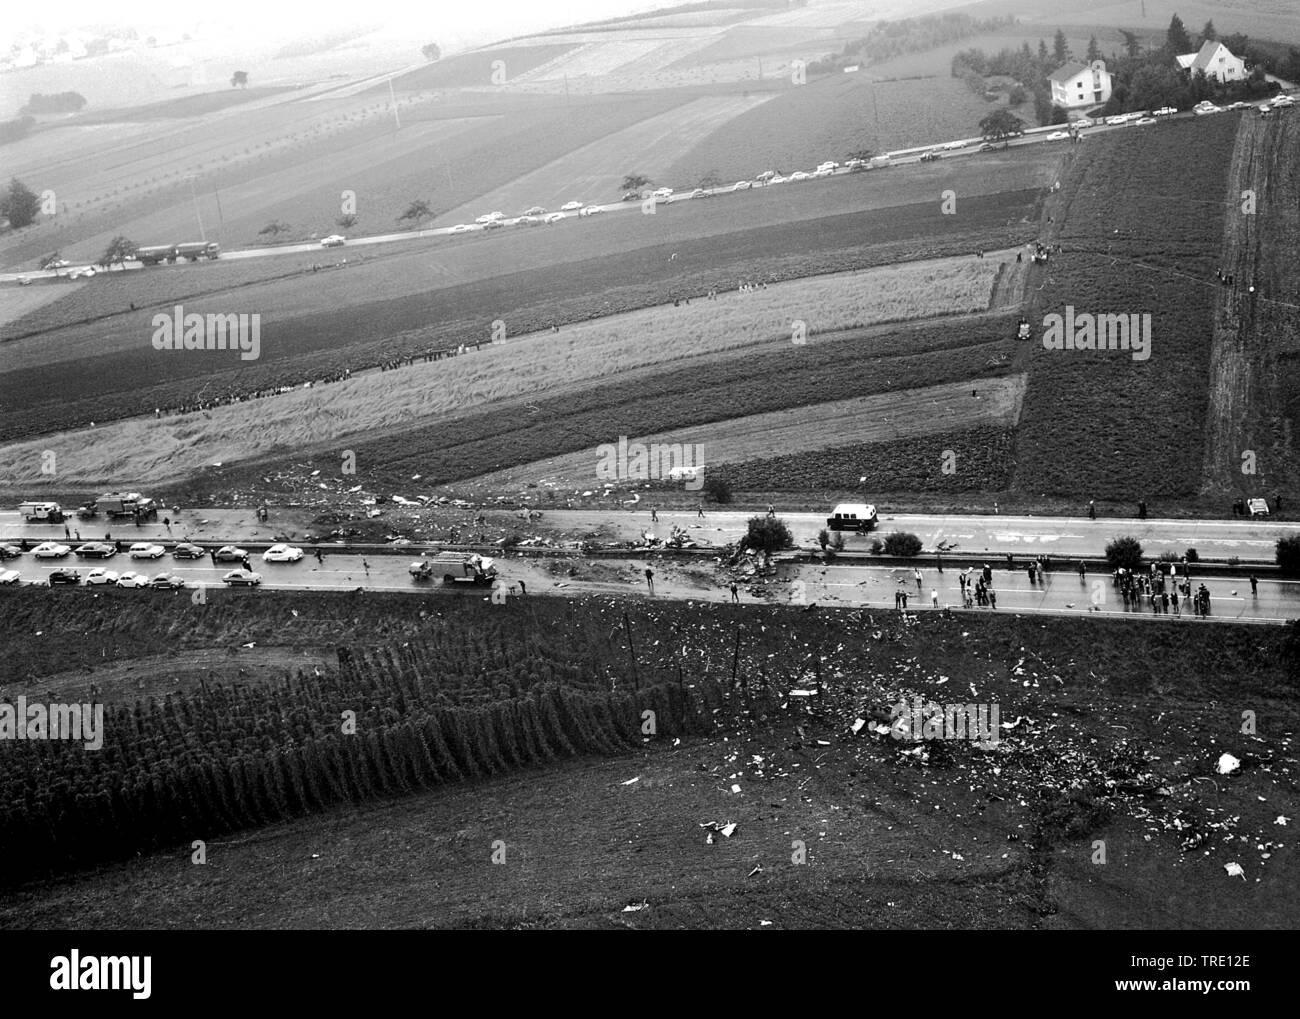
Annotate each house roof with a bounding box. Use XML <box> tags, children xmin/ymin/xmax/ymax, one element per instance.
<box><xmin>1186</xmin><ymin>39</ymin><xmax>1232</xmax><ymax>72</ymax></box>
<box><xmin>1048</xmin><ymin>61</ymin><xmax>1089</xmax><ymax>84</ymax></box>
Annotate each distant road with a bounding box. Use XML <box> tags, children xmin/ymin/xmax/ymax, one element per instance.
<box><xmin>6</xmin><ymin>108</ymin><xmax>1242</xmax><ymax>283</ymax></box>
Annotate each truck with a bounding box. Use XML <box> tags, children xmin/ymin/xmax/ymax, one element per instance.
<box><xmin>176</xmin><ymin>241</ymin><xmax>221</xmax><ymax>261</ymax></box>
<box><xmin>96</xmin><ymin>492</ymin><xmax>159</xmax><ymax>520</ymax></box>
<box><xmin>409</xmin><ymin>552</ymin><xmax>498</xmax><ymax>586</ymax></box>
<box><xmin>826</xmin><ymin>503</ymin><xmax>878</xmax><ymax>532</ymax></box>
<box><xmin>19</xmin><ymin>501</ymin><xmax>65</xmax><ymax>523</ymax></box>
<box><xmin>867</xmin><ymin>156</ymin><xmax>891</xmax><ymax>169</ymax></box>
<box><xmin>136</xmin><ymin>245</ymin><xmax>179</xmax><ymax>266</ymax></box>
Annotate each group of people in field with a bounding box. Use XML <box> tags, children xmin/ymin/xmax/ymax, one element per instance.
<box><xmin>153</xmin><ymin>369</ymin><xmax>353</xmax><ymax>418</ymax></box>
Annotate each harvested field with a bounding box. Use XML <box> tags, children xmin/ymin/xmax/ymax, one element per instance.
<box><xmin>0</xmin><ymin>255</ymin><xmax>1004</xmax><ymax>487</ymax></box>
<box><xmin>469</xmin><ymin>375</ymin><xmax>1026</xmax><ymax>492</ymax></box>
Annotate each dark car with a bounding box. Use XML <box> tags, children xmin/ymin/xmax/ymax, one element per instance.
<box><xmin>978</xmin><ymin>142</ymin><xmax>1000</xmax><ymax>152</ymax></box>
<box><xmin>0</xmin><ymin>544</ymin><xmax>23</xmax><ymax>560</ymax></box>
<box><xmin>74</xmin><ymin>542</ymin><xmax>116</xmax><ymax>558</ymax></box>
<box><xmin>48</xmin><ymin>569</ymin><xmax>81</xmax><ymax>585</ymax></box>
<box><xmin>149</xmin><ymin>573</ymin><xmax>186</xmax><ymax>589</ymax></box>
<box><xmin>75</xmin><ymin>503</ymin><xmax>98</xmax><ymax>519</ymax></box>
<box><xmin>919</xmin><ymin>151</ymin><xmax>942</xmax><ymax>162</ymax></box>
<box><xmin>172</xmin><ymin>543</ymin><xmax>206</xmax><ymax>559</ymax></box>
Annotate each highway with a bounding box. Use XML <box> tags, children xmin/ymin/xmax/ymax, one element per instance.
<box><xmin>7</xmin><ymin>102</ymin><xmax>1281</xmax><ymax>283</ymax></box>
<box><xmin>4</xmin><ymin>548</ymin><xmax>1298</xmax><ymax>625</ymax></box>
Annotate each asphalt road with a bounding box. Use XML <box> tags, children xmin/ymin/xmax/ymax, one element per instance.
<box><xmin>9</xmin><ymin>104</ymin><xmax>1272</xmax><ymax>282</ymax></box>
<box><xmin>5</xmin><ymin>550</ymin><xmax>1297</xmax><ymax>625</ymax></box>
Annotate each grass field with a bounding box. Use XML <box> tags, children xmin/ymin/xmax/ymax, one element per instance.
<box><xmin>1011</xmin><ymin>113</ymin><xmax>1240</xmax><ymax>501</ymax></box>
<box><xmin>0</xmin><ymin>256</ymin><xmax>1004</xmax><ymax>487</ymax></box>
<box><xmin>1</xmin><ymin>589</ymin><xmax>1294</xmax><ymax>927</ymax></box>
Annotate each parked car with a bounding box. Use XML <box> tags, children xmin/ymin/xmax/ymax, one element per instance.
<box><xmin>0</xmin><ymin>569</ymin><xmax>20</xmax><ymax>585</ymax></box>
<box><xmin>172</xmin><ymin>543</ymin><xmax>206</xmax><ymax>559</ymax></box>
<box><xmin>67</xmin><ymin>266</ymin><xmax>96</xmax><ymax>280</ymax></box>
<box><xmin>1134</xmin><ymin>116</ymin><xmax>1156</xmax><ymax>125</ymax></box>
<box><xmin>150</xmin><ymin>573</ymin><xmax>187</xmax><ymax>589</ymax></box>
<box><xmin>1072</xmin><ymin>117</ymin><xmax>1094</xmax><ymax>128</ymax></box>
<box><xmin>732</xmin><ymin>180</ymin><xmax>752</xmax><ymax>190</ymax></box>
<box><xmin>621</xmin><ymin>191</ymin><xmax>641</xmax><ymax>202</ymax></box>
<box><xmin>74</xmin><ymin>542</ymin><xmax>116</xmax><ymax>558</ymax></box>
<box><xmin>129</xmin><ymin>543</ymin><xmax>166</xmax><ymax>559</ymax></box>
<box><xmin>515</xmin><ymin>215</ymin><xmax>542</xmax><ymax>226</ymax></box>
<box><xmin>449</xmin><ymin>224</ymin><xmax>474</xmax><ymax>233</ymax></box>
<box><xmin>578</xmin><ymin>205</ymin><xmax>604</xmax><ymax>217</ymax></box>
<box><xmin>790</xmin><ymin>171</ymin><xmax>810</xmax><ymax>180</ymax></box>
<box><xmin>75</xmin><ymin>503</ymin><xmax>98</xmax><ymax>519</ymax></box>
<box><xmin>214</xmin><ymin>546</ymin><xmax>248</xmax><ymax>563</ymax></box>
<box><xmin>1046</xmin><ymin>130</ymin><xmax>1070</xmax><ymax>140</ymax></box>
<box><xmin>262</xmin><ymin>543</ymin><xmax>305</xmax><ymax>563</ymax></box>
<box><xmin>542</xmin><ymin>212</ymin><xmax>565</xmax><ymax>224</ymax></box>
<box><xmin>32</xmin><ymin>542</ymin><xmax>71</xmax><ymax>559</ymax></box>
<box><xmin>560</xmin><ymin>200</ymin><xmax>584</xmax><ymax>211</ymax></box>
<box><xmin>320</xmin><ymin>235</ymin><xmax>346</xmax><ymax>247</ymax></box>
<box><xmin>0</xmin><ymin>544</ymin><xmax>24</xmax><ymax>560</ymax></box>
<box><xmin>1154</xmin><ymin>106</ymin><xmax>1178</xmax><ymax>116</ymax></box>
<box><xmin>523</xmin><ymin>206</ymin><xmax>547</xmax><ymax>215</ymax></box>
<box><xmin>1272</xmin><ymin>94</ymin><xmax>1295</xmax><ymax>107</ymax></box>
<box><xmin>45</xmin><ymin>258</ymin><xmax>70</xmax><ymax>269</ymax></box>
<box><xmin>115</xmin><ymin>572</ymin><xmax>150</xmax><ymax>588</ymax></box>
<box><xmin>978</xmin><ymin>142</ymin><xmax>1000</xmax><ymax>152</ymax></box>
<box><xmin>651</xmin><ymin>187</ymin><xmax>673</xmax><ymax>198</ymax></box>
<box><xmin>689</xmin><ymin>188</ymin><xmax>708</xmax><ymax>198</ymax></box>
<box><xmin>48</xmin><ymin>569</ymin><xmax>81</xmax><ymax>585</ymax></box>
<box><xmin>919</xmin><ymin>151</ymin><xmax>942</xmax><ymax>162</ymax></box>
<box><xmin>222</xmin><ymin>569</ymin><xmax>263</xmax><ymax>586</ymax></box>
<box><xmin>826</xmin><ymin>503</ymin><xmax>879</xmax><ymax>532</ymax></box>
<box><xmin>85</xmin><ymin>568</ymin><xmax>119</xmax><ymax>586</ymax></box>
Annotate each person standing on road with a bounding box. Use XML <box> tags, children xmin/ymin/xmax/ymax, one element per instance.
<box><xmin>730</xmin><ymin>581</ymin><xmax>739</xmax><ymax>604</ymax></box>
<box><xmin>1078</xmin><ymin>560</ymin><xmax>1086</xmax><ymax>581</ymax></box>
<box><xmin>767</xmin><ymin>504</ymin><xmax>775</xmax><ymax>518</ymax></box>
<box><xmin>645</xmin><ymin>566</ymin><xmax>655</xmax><ymax>595</ymax></box>
<box><xmin>1250</xmin><ymin>575</ymin><xmax>1258</xmax><ymax>596</ymax></box>
<box><xmin>74</xmin><ymin>529</ymin><xmax>80</xmax><ymax>542</ymax></box>
<box><xmin>519</xmin><ymin>580</ymin><xmax>527</xmax><ymax>596</ymax></box>
<box><xmin>1088</xmin><ymin>500</ymin><xmax>1096</xmax><ymax>520</ymax></box>
<box><xmin>63</xmin><ymin>524</ymin><xmax>70</xmax><ymax>539</ymax></box>
<box><xmin>988</xmin><ymin>589</ymin><xmax>997</xmax><ymax>609</ymax></box>
<box><xmin>650</xmin><ymin>507</ymin><xmax>658</xmax><ymax>523</ymax></box>
<box><xmin>362</xmin><ymin>559</ymin><xmax>370</xmax><ymax>576</ymax></box>
<box><xmin>315</xmin><ymin>548</ymin><xmax>323</xmax><ymax>564</ymax></box>
<box><xmin>914</xmin><ymin>568</ymin><xmax>923</xmax><ymax>592</ymax></box>
<box><xmin>894</xmin><ymin>589</ymin><xmax>903</xmax><ymax>610</ymax></box>
<box><xmin>697</xmin><ymin>503</ymin><xmax>705</xmax><ymax>519</ymax></box>
<box><xmin>1171</xmin><ymin>588</ymin><xmax>1180</xmax><ymax>616</ymax></box>
<box><xmin>931</xmin><ymin>588</ymin><xmax>939</xmax><ymax>608</ymax></box>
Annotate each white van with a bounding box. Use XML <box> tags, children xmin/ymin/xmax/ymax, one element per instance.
<box><xmin>826</xmin><ymin>503</ymin><xmax>877</xmax><ymax>532</ymax></box>
<box><xmin>19</xmin><ymin>501</ymin><xmax>64</xmax><ymax>523</ymax></box>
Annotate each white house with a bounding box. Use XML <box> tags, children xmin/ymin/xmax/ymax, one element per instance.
<box><xmin>1176</xmin><ymin>40</ymin><xmax>1247</xmax><ymax>83</ymax></box>
<box><xmin>1049</xmin><ymin>60</ymin><xmax>1113</xmax><ymax>109</ymax></box>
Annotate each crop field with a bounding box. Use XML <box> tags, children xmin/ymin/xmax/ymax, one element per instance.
<box><xmin>2</xmin><ymin>589</ymin><xmax>1294</xmax><ymax>927</ymax></box>
<box><xmin>0</xmin><ymin>257</ymin><xmax>1005</xmax><ymax>487</ymax></box>
<box><xmin>0</xmin><ymin>176</ymin><xmax>1044</xmax><ymax>445</ymax></box>
<box><xmin>1011</xmin><ymin>114</ymin><xmax>1240</xmax><ymax>501</ymax></box>
<box><xmin>173</xmin><ymin>311</ymin><xmax>1023</xmax><ymax>502</ymax></box>
<box><xmin>380</xmin><ymin>44</ymin><xmax>584</xmax><ymax>91</ymax></box>
<box><xmin>666</xmin><ymin>75</ymin><xmax>1000</xmax><ymax>186</ymax></box>
<box><xmin>471</xmin><ymin>376</ymin><xmax>1026</xmax><ymax>493</ymax></box>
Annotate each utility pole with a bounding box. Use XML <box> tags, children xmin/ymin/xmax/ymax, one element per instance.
<box><xmin>213</xmin><ymin>185</ymin><xmax>225</xmax><ymax>240</ymax></box>
<box><xmin>187</xmin><ymin>177</ymin><xmax>205</xmax><ymax>241</ymax></box>
<box><xmin>388</xmin><ymin>77</ymin><xmax>401</xmax><ymax>132</ymax></box>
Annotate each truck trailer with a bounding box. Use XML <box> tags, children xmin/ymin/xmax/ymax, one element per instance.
<box><xmin>409</xmin><ymin>552</ymin><xmax>498</xmax><ymax>585</ymax></box>
<box><xmin>135</xmin><ymin>245</ymin><xmax>179</xmax><ymax>266</ymax></box>
<box><xmin>95</xmin><ymin>492</ymin><xmax>158</xmax><ymax>520</ymax></box>
<box><xmin>176</xmin><ymin>241</ymin><xmax>221</xmax><ymax>261</ymax></box>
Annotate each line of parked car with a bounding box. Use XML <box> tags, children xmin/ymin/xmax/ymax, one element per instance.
<box><xmin>0</xmin><ymin>540</ymin><xmax>311</xmax><ymax>587</ymax></box>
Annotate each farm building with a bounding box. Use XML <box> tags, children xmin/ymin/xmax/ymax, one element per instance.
<box><xmin>1049</xmin><ymin>60</ymin><xmax>1113</xmax><ymax>109</ymax></box>
<box><xmin>1175</xmin><ymin>41</ymin><xmax>1247</xmax><ymax>83</ymax></box>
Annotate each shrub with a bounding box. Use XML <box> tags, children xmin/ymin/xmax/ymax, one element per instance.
<box><xmin>702</xmin><ymin>475</ymin><xmax>732</xmax><ymax>504</ymax></box>
<box><xmin>1106</xmin><ymin>536</ymin><xmax>1144</xmax><ymax>572</ymax></box>
<box><xmin>883</xmin><ymin>531</ymin><xmax>923</xmax><ymax>557</ymax></box>
<box><xmin>817</xmin><ymin>528</ymin><xmax>830</xmax><ymax>551</ymax></box>
<box><xmin>745</xmin><ymin>516</ymin><xmax>792</xmax><ymax>556</ymax></box>
<box><xmin>1185</xmin><ymin>548</ymin><xmax>1199</xmax><ymax>563</ymax></box>
<box><xmin>1278</xmin><ymin>535</ymin><xmax>1300</xmax><ymax>576</ymax></box>
<box><xmin>870</xmin><ymin>539</ymin><xmax>884</xmax><ymax>554</ymax></box>
<box><xmin>828</xmin><ymin>531</ymin><xmax>845</xmax><ymax>553</ymax></box>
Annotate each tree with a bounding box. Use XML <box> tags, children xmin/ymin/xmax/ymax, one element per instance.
<box><xmin>1278</xmin><ymin>535</ymin><xmax>1300</xmax><ymax>577</ymax></box>
<box><xmin>1118</xmin><ymin>29</ymin><xmax>1142</xmax><ymax>59</ymax></box>
<box><xmin>1200</xmin><ymin>20</ymin><xmax>1216</xmax><ymax>45</ymax></box>
<box><xmin>258</xmin><ymin>220</ymin><xmax>291</xmax><ymax>239</ymax></box>
<box><xmin>1086</xmin><ymin>36</ymin><xmax>1101</xmax><ymax>62</ymax></box>
<box><xmin>421</xmin><ymin>43</ymin><xmax>441</xmax><ymax>61</ymax></box>
<box><xmin>1008</xmin><ymin>84</ymin><xmax>1028</xmax><ymax>106</ymax></box>
<box><xmin>621</xmin><ymin>173</ymin><xmax>650</xmax><ymax>192</ymax></box>
<box><xmin>1037</xmin><ymin>39</ymin><xmax>1049</xmax><ymax>67</ymax></box>
<box><xmin>97</xmin><ymin>236</ymin><xmax>136</xmax><ymax>270</ymax></box>
<box><xmin>0</xmin><ymin>178</ymin><xmax>41</xmax><ymax>228</ymax></box>
<box><xmin>882</xmin><ymin>531</ymin><xmax>922</xmax><ymax>557</ymax></box>
<box><xmin>1105</xmin><ymin>535</ymin><xmax>1144</xmax><ymax>572</ymax></box>
<box><xmin>230</xmin><ymin>70</ymin><xmax>249</xmax><ymax>89</ymax></box>
<box><xmin>1052</xmin><ymin>29</ymin><xmax>1069</xmax><ymax>66</ymax></box>
<box><xmin>1166</xmin><ymin>14</ymin><xmax>1192</xmax><ymax>55</ymax></box>
<box><xmin>744</xmin><ymin>516</ymin><xmax>791</xmax><ymax>556</ymax></box>
<box><xmin>979</xmin><ymin>109</ymin><xmax>1025</xmax><ymax>146</ymax></box>
<box><xmin>397</xmin><ymin>200</ymin><xmax>432</xmax><ymax>222</ymax></box>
